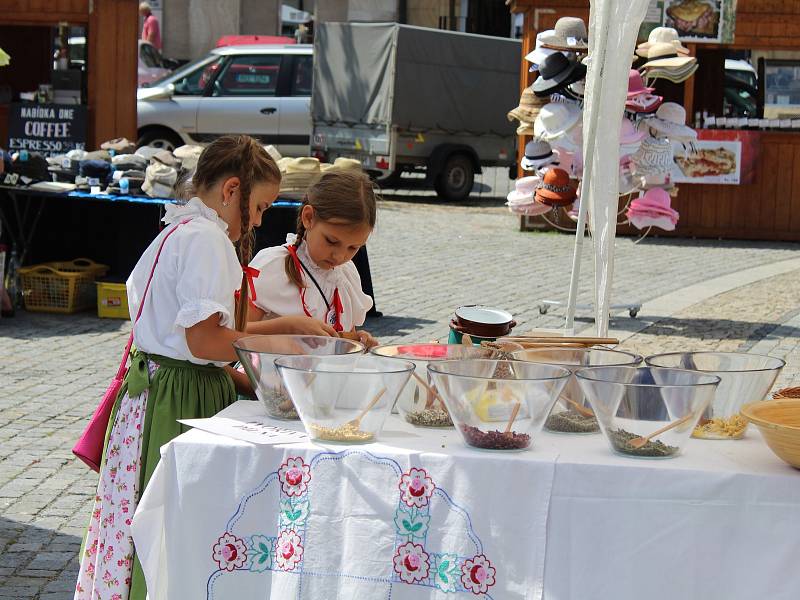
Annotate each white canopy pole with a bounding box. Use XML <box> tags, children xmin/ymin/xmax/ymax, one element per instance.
<box><xmin>578</xmin><ymin>0</ymin><xmax>650</xmax><ymax>336</ymax></box>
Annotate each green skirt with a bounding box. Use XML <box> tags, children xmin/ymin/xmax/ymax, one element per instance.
<box><xmin>114</xmin><ymin>349</ymin><xmax>236</xmax><ymax>600</ymax></box>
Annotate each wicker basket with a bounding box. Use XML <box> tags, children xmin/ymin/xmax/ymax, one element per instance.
<box><xmin>740</xmin><ymin>399</ymin><xmax>800</xmax><ymax>469</ymax></box>
<box><xmin>773</xmin><ymin>387</ymin><xmax>800</xmax><ymax>400</ymax></box>
<box><xmin>19</xmin><ymin>258</ymin><xmax>109</xmax><ymax>314</ymax></box>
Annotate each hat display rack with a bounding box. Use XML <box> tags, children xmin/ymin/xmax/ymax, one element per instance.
<box><xmin>507</xmin><ymin>21</ymin><xmax>698</xmax><ymax>241</ymax></box>
<box><xmin>507</xmin><ymin>19</ymin><xmax>698</xmax><ymax>320</ymax></box>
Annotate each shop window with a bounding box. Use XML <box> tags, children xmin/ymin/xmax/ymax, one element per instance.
<box><xmin>763</xmin><ymin>60</ymin><xmax>800</xmax><ymax>119</ymax></box>
<box><xmin>172</xmin><ymin>57</ymin><xmax>224</xmax><ymax>96</ymax></box>
<box><xmin>213</xmin><ymin>55</ymin><xmax>283</xmax><ymax>97</ymax></box>
<box><xmin>290</xmin><ymin>55</ymin><xmax>312</xmax><ymax>96</ymax></box>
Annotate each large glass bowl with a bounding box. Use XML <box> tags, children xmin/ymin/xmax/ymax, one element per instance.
<box><xmin>428</xmin><ymin>359</ymin><xmax>571</xmax><ymax>451</ymax></box>
<box><xmin>575</xmin><ymin>366</ymin><xmax>720</xmax><ymax>459</ymax></box>
<box><xmin>234</xmin><ymin>335</ymin><xmax>364</xmax><ymax>420</ymax></box>
<box><xmin>512</xmin><ymin>347</ymin><xmax>642</xmax><ymax>434</ymax></box>
<box><xmin>645</xmin><ymin>352</ymin><xmax>785</xmax><ymax>439</ymax></box>
<box><xmin>275</xmin><ymin>354</ymin><xmax>414</xmax><ymax>444</ymax></box>
<box><xmin>370</xmin><ymin>344</ymin><xmax>498</xmax><ymax>428</ymax></box>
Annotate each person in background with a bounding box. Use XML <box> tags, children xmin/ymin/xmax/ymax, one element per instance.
<box><xmin>139</xmin><ymin>2</ymin><xmax>161</xmax><ymax>50</ymax></box>
<box><xmin>247</xmin><ymin>169</ymin><xmax>379</xmax><ymax>349</ymax></box>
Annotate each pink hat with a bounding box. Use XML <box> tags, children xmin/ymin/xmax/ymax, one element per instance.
<box><xmin>626</xmin><ymin>93</ymin><xmax>663</xmax><ymax>114</ymax></box>
<box><xmin>627</xmin><ymin>70</ymin><xmax>655</xmax><ymax>98</ymax></box>
<box><xmin>507</xmin><ymin>175</ymin><xmax>540</xmax><ymax>204</ymax></box>
<box><xmin>620</xmin><ymin>117</ymin><xmax>646</xmax><ymax>146</ymax></box>
<box><xmin>629</xmin><ymin>188</ymin><xmax>678</xmax><ymax>217</ymax></box>
<box><xmin>627</xmin><ymin>213</ymin><xmax>678</xmax><ymax>231</ymax></box>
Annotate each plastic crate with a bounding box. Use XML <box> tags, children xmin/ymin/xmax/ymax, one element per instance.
<box><xmin>96</xmin><ymin>281</ymin><xmax>130</xmax><ymax>319</ymax></box>
<box><xmin>18</xmin><ymin>258</ymin><xmax>109</xmax><ymax>314</ymax></box>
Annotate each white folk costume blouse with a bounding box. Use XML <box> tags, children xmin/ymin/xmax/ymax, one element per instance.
<box><xmin>126</xmin><ymin>198</ymin><xmax>242</xmax><ymax>366</ymax></box>
<box><xmin>249</xmin><ymin>234</ymin><xmax>373</xmax><ymax>332</ymax></box>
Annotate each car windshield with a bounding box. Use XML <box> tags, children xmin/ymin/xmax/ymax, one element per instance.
<box><xmin>149</xmin><ymin>54</ymin><xmax>217</xmax><ymax>87</ymax></box>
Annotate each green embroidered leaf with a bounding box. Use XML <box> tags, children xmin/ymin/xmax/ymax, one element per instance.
<box><xmin>259</xmin><ymin>542</ymin><xmax>270</xmax><ymax>553</ymax></box>
<box><xmin>439</xmin><ymin>559</ymin><xmax>450</xmax><ymax>571</ymax></box>
<box><xmin>402</xmin><ymin>519</ymin><xmax>413</xmax><ymax>531</ymax></box>
<box><xmin>285</xmin><ymin>509</ymin><xmax>302</xmax><ymax>521</ymax></box>
<box><xmin>409</xmin><ymin>522</ymin><xmax>423</xmax><ymax>532</ymax></box>
<box><xmin>258</xmin><ymin>553</ymin><xmax>269</xmax><ymax>565</ymax></box>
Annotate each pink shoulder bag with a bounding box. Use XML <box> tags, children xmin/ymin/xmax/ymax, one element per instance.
<box><xmin>72</xmin><ymin>219</ymin><xmax>190</xmax><ymax>471</ymax></box>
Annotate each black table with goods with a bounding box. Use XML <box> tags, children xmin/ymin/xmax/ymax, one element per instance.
<box><xmin>0</xmin><ymin>186</ymin><xmax>378</xmax><ymax>314</ymax></box>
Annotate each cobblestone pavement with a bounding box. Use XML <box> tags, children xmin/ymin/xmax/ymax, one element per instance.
<box><xmin>2</xmin><ymin>192</ymin><xmax>800</xmax><ymax>598</ymax></box>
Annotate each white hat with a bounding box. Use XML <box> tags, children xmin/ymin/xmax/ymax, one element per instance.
<box><xmin>646</xmin><ymin>103</ymin><xmax>698</xmax><ymax>141</ymax></box>
<box><xmin>636</xmin><ymin>27</ymin><xmax>690</xmax><ymax>57</ymax></box>
<box><xmin>524</xmin><ymin>30</ymin><xmax>559</xmax><ymax>67</ymax></box>
<box><xmin>534</xmin><ymin>102</ymin><xmax>581</xmax><ymax>141</ymax></box>
<box><xmin>520</xmin><ymin>139</ymin><xmax>556</xmax><ymax>171</ymax></box>
<box><xmin>641</xmin><ymin>43</ymin><xmax>696</xmax><ymax>69</ymax></box>
<box><xmin>631</xmin><ymin>136</ymin><xmax>674</xmax><ymax>176</ymax></box>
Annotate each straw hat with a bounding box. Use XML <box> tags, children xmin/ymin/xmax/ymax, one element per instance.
<box><xmin>533</xmin><ymin>102</ymin><xmax>581</xmax><ymax>141</ymax></box>
<box><xmin>636</xmin><ymin>27</ymin><xmax>690</xmax><ymax>57</ymax></box>
<box><xmin>535</xmin><ymin>167</ymin><xmax>577</xmax><ymax>206</ymax></box>
<box><xmin>643</xmin><ymin>63</ymin><xmax>698</xmax><ymax>84</ymax></box>
<box><xmin>329</xmin><ymin>157</ymin><xmax>362</xmax><ymax>172</ymax></box>
<box><xmin>641</xmin><ymin>43</ymin><xmax>696</xmax><ymax>69</ymax></box>
<box><xmin>539</xmin><ymin>17</ymin><xmax>588</xmax><ymax>51</ymax></box>
<box><xmin>280</xmin><ymin>157</ymin><xmax>321</xmax><ymax>193</ymax></box>
<box><xmin>263</xmin><ymin>144</ymin><xmax>282</xmax><ymax>162</ymax></box>
<box><xmin>507</xmin><ymin>86</ymin><xmax>548</xmax><ymax>125</ymax></box>
<box><xmin>646</xmin><ymin>103</ymin><xmax>698</xmax><ymax>141</ymax></box>
<box><xmin>516</xmin><ymin>122</ymin><xmax>535</xmax><ymax>136</ymax></box>
<box><xmin>631</xmin><ymin>136</ymin><xmax>674</xmax><ymax>176</ymax></box>
<box><xmin>277</xmin><ymin>156</ymin><xmax>293</xmax><ymax>173</ymax></box>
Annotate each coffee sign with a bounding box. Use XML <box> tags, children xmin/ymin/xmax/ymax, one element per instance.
<box><xmin>7</xmin><ymin>102</ymin><xmax>87</xmax><ymax>157</ymax></box>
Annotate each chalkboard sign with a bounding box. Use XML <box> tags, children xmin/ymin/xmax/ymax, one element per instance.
<box><xmin>7</xmin><ymin>103</ymin><xmax>87</xmax><ymax>157</ymax></box>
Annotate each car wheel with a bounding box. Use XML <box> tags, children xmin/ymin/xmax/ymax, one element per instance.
<box><xmin>434</xmin><ymin>154</ymin><xmax>474</xmax><ymax>202</ymax></box>
<box><xmin>137</xmin><ymin>128</ymin><xmax>184</xmax><ymax>152</ymax></box>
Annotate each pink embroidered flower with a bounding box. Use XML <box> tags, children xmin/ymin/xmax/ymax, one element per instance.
<box><xmin>275</xmin><ymin>530</ymin><xmax>303</xmax><ymax>571</ymax></box>
<box><xmin>461</xmin><ymin>554</ymin><xmax>496</xmax><ymax>594</ymax></box>
<box><xmin>393</xmin><ymin>542</ymin><xmax>430</xmax><ymax>584</ymax></box>
<box><xmin>212</xmin><ymin>533</ymin><xmax>248</xmax><ymax>572</ymax></box>
<box><xmin>399</xmin><ymin>468</ymin><xmax>435</xmax><ymax>508</ymax></box>
<box><xmin>278</xmin><ymin>457</ymin><xmax>311</xmax><ymax>497</ymax></box>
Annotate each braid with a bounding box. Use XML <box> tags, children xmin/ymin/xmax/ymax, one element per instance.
<box><xmin>284</xmin><ymin>194</ymin><xmax>309</xmax><ymax>289</ymax></box>
<box><xmin>234</xmin><ymin>139</ymin><xmax>256</xmax><ymax>331</ymax></box>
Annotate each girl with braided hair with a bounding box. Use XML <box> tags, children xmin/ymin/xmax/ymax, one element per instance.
<box><xmin>75</xmin><ymin>135</ymin><xmax>335</xmax><ymax>600</ymax></box>
<box><xmin>248</xmin><ymin>168</ymin><xmax>379</xmax><ymax>348</ymax></box>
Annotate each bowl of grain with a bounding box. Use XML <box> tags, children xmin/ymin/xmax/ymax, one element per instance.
<box><xmin>275</xmin><ymin>354</ymin><xmax>414</xmax><ymax>443</ymax></box>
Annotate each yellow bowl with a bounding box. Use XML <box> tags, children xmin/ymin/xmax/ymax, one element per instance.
<box><xmin>740</xmin><ymin>399</ymin><xmax>800</xmax><ymax>469</ymax></box>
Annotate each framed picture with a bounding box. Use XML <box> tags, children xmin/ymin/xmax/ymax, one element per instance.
<box><xmin>762</xmin><ymin>60</ymin><xmax>800</xmax><ymax>120</ymax></box>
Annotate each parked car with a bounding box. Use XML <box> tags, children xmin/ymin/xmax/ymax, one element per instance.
<box><xmin>138</xmin><ymin>40</ymin><xmax>173</xmax><ymax>87</ymax></box>
<box><xmin>137</xmin><ymin>44</ymin><xmax>312</xmax><ymax>155</ymax></box>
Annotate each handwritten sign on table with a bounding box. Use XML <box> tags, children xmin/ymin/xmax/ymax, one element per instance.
<box><xmin>178</xmin><ymin>416</ymin><xmax>308</xmax><ymax>445</ymax></box>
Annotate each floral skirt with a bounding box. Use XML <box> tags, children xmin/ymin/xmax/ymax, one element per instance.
<box><xmin>75</xmin><ymin>351</ymin><xmax>236</xmax><ymax>600</ymax></box>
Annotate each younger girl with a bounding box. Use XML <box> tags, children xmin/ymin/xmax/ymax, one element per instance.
<box><xmin>75</xmin><ymin>135</ymin><xmax>335</xmax><ymax>600</ymax></box>
<box><xmin>248</xmin><ymin>169</ymin><xmax>378</xmax><ymax>348</ymax></box>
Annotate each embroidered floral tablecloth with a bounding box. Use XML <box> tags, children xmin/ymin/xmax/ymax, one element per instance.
<box><xmin>132</xmin><ymin>401</ymin><xmax>559</xmax><ymax>600</ymax></box>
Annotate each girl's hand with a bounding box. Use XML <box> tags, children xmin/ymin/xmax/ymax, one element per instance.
<box><xmin>282</xmin><ymin>315</ymin><xmax>338</xmax><ymax>337</ymax></box>
<box><xmin>355</xmin><ymin>329</ymin><xmax>379</xmax><ymax>349</ymax></box>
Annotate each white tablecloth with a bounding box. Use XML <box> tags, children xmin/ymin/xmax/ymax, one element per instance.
<box><xmin>132</xmin><ymin>401</ymin><xmax>800</xmax><ymax>600</ymax></box>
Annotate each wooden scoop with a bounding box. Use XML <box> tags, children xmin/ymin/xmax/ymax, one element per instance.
<box><xmin>412</xmin><ymin>372</ymin><xmax>446</xmax><ymax>410</ymax></box>
<box><xmin>346</xmin><ymin>388</ymin><xmax>386</xmax><ymax>429</ymax></box>
<box><xmin>628</xmin><ymin>413</ymin><xmax>694</xmax><ymax>449</ymax></box>
<box><xmin>564</xmin><ymin>396</ymin><xmax>595</xmax><ymax>418</ymax></box>
<box><xmin>504</xmin><ymin>402</ymin><xmax>522</xmax><ymax>434</ymax></box>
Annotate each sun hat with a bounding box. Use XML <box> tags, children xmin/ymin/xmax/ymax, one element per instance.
<box><xmin>646</xmin><ymin>103</ymin><xmax>698</xmax><ymax>141</ymax></box>
<box><xmin>263</xmin><ymin>144</ymin><xmax>282</xmax><ymax>162</ymax></box>
<box><xmin>627</xmin><ymin>70</ymin><xmax>655</xmax><ymax>98</ymax></box>
<box><xmin>625</xmin><ymin>92</ymin><xmax>663</xmax><ymax>113</ymax></box>
<box><xmin>534</xmin><ymin>102</ymin><xmax>581</xmax><ymax>141</ymax></box>
<box><xmin>520</xmin><ymin>139</ymin><xmax>556</xmax><ymax>171</ymax></box>
<box><xmin>524</xmin><ymin>30</ymin><xmax>559</xmax><ymax>67</ymax></box>
<box><xmin>643</xmin><ymin>63</ymin><xmax>698</xmax><ymax>84</ymax></box>
<box><xmin>620</xmin><ymin>117</ymin><xmax>647</xmax><ymax>147</ymax></box>
<box><xmin>507</xmin><ymin>175</ymin><xmax>539</xmax><ymax>204</ymax></box>
<box><xmin>636</xmin><ymin>27</ymin><xmax>690</xmax><ymax>57</ymax></box>
<box><xmin>549</xmin><ymin>119</ymin><xmax>583</xmax><ymax>155</ymax></box>
<box><xmin>517</xmin><ymin>122</ymin><xmax>535</xmax><ymax>136</ymax></box>
<box><xmin>539</xmin><ymin>17</ymin><xmax>588</xmax><ymax>51</ymax></box>
<box><xmin>631</xmin><ymin>136</ymin><xmax>674</xmax><ymax>176</ymax></box>
<box><xmin>507</xmin><ymin>86</ymin><xmax>549</xmax><ymax>124</ymax></box>
<box><xmin>329</xmin><ymin>157</ymin><xmax>362</xmax><ymax>172</ymax></box>
<box><xmin>630</xmin><ymin>188</ymin><xmax>678</xmax><ymax>215</ymax></box>
<box><xmin>535</xmin><ymin>167</ymin><xmax>577</xmax><ymax>206</ymax></box>
<box><xmin>641</xmin><ymin>43</ymin><xmax>696</xmax><ymax>69</ymax></box>
<box><xmin>280</xmin><ymin>157</ymin><xmax>321</xmax><ymax>193</ymax></box>
<box><xmin>533</xmin><ymin>52</ymin><xmax>586</xmax><ymax>97</ymax></box>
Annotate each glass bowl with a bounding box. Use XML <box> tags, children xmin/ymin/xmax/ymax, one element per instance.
<box><xmin>575</xmin><ymin>366</ymin><xmax>720</xmax><ymax>459</ymax></box>
<box><xmin>645</xmin><ymin>352</ymin><xmax>785</xmax><ymax>439</ymax></box>
<box><xmin>512</xmin><ymin>347</ymin><xmax>642</xmax><ymax>434</ymax></box>
<box><xmin>370</xmin><ymin>344</ymin><xmax>498</xmax><ymax>428</ymax></box>
<box><xmin>275</xmin><ymin>354</ymin><xmax>414</xmax><ymax>444</ymax></box>
<box><xmin>427</xmin><ymin>359</ymin><xmax>571</xmax><ymax>451</ymax></box>
<box><xmin>234</xmin><ymin>335</ymin><xmax>364</xmax><ymax>420</ymax></box>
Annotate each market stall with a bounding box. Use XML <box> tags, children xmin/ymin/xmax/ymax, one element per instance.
<box><xmin>510</xmin><ymin>0</ymin><xmax>800</xmax><ymax>242</ymax></box>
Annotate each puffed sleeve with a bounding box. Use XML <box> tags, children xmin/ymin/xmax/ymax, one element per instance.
<box><xmin>337</xmin><ymin>261</ymin><xmax>373</xmax><ymax>329</ymax></box>
<box><xmin>174</xmin><ymin>226</ymin><xmax>241</xmax><ymax>329</ymax></box>
<box><xmin>248</xmin><ymin>246</ymin><xmax>302</xmax><ymax>318</ymax></box>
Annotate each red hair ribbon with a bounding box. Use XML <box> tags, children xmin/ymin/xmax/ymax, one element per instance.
<box><xmin>242</xmin><ymin>266</ymin><xmax>260</xmax><ymax>302</ymax></box>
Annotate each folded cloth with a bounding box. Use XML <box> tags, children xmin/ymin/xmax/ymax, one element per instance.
<box><xmin>143</xmin><ymin>163</ymin><xmax>177</xmax><ymax>198</ymax></box>
<box><xmin>80</xmin><ymin>159</ymin><xmax>112</xmax><ymax>182</ymax></box>
<box><xmin>101</xmin><ymin>137</ymin><xmax>136</xmax><ymax>154</ymax></box>
<box><xmin>173</xmin><ymin>145</ymin><xmax>204</xmax><ymax>171</ymax></box>
<box><xmin>66</xmin><ymin>148</ymin><xmax>88</xmax><ymax>161</ymax></box>
<box><xmin>83</xmin><ymin>149</ymin><xmax>112</xmax><ymax>162</ymax></box>
<box><xmin>48</xmin><ymin>166</ymin><xmax>77</xmax><ymax>183</ymax></box>
<box><xmin>135</xmin><ymin>145</ymin><xmax>161</xmax><ymax>161</ymax></box>
<box><xmin>10</xmin><ymin>153</ymin><xmax>49</xmax><ymax>182</ymax></box>
<box><xmin>152</xmin><ymin>149</ymin><xmax>179</xmax><ymax>168</ymax></box>
<box><xmin>112</xmin><ymin>153</ymin><xmax>148</xmax><ymax>171</ymax></box>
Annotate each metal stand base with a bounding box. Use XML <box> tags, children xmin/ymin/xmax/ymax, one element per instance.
<box><xmin>538</xmin><ymin>299</ymin><xmax>641</xmax><ymax>318</ymax></box>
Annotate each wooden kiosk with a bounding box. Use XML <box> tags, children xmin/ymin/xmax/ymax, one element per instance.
<box><xmin>508</xmin><ymin>0</ymin><xmax>800</xmax><ymax>241</ymax></box>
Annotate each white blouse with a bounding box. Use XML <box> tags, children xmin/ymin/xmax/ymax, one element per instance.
<box><xmin>126</xmin><ymin>198</ymin><xmax>242</xmax><ymax>366</ymax></box>
<box><xmin>249</xmin><ymin>236</ymin><xmax>373</xmax><ymax>332</ymax></box>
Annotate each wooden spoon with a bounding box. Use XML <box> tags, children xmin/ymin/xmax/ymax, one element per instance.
<box><xmin>346</xmin><ymin>388</ymin><xmax>386</xmax><ymax>429</ymax></box>
<box><xmin>628</xmin><ymin>413</ymin><xmax>695</xmax><ymax>449</ymax></box>
<box><xmin>412</xmin><ymin>372</ymin><xmax>446</xmax><ymax>411</ymax></box>
<box><xmin>504</xmin><ymin>402</ymin><xmax>521</xmax><ymax>434</ymax></box>
<box><xmin>564</xmin><ymin>396</ymin><xmax>595</xmax><ymax>418</ymax></box>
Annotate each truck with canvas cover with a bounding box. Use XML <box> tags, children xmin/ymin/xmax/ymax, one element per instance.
<box><xmin>311</xmin><ymin>22</ymin><xmax>520</xmax><ymax>201</ymax></box>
